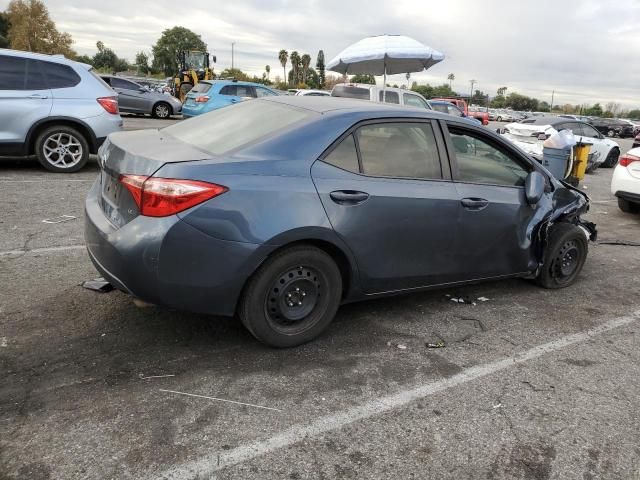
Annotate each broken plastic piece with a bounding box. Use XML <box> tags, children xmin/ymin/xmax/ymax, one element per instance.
<box><xmin>426</xmin><ymin>340</ymin><xmax>446</xmax><ymax>348</ymax></box>
<box><xmin>42</xmin><ymin>215</ymin><xmax>77</xmax><ymax>224</ymax></box>
<box><xmin>80</xmin><ymin>277</ymin><xmax>114</xmax><ymax>292</ymax></box>
<box><xmin>477</xmin><ymin>296</ymin><xmax>490</xmax><ymax>302</ymax></box>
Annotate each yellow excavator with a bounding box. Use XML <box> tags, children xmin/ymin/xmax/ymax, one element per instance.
<box><xmin>173</xmin><ymin>50</ymin><xmax>216</xmax><ymax>102</ymax></box>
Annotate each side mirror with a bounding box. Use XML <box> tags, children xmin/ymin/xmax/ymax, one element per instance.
<box><xmin>525</xmin><ymin>171</ymin><xmax>546</xmax><ymax>205</ymax></box>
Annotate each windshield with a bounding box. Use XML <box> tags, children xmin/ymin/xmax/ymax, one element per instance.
<box><xmin>163</xmin><ymin>100</ymin><xmax>314</xmax><ymax>155</ymax></box>
<box><xmin>185</xmin><ymin>52</ymin><xmax>207</xmax><ymax>70</ymax></box>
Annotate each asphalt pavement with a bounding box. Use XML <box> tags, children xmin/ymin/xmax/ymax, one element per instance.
<box><xmin>1</xmin><ymin>117</ymin><xmax>639</xmax><ymax>480</ymax></box>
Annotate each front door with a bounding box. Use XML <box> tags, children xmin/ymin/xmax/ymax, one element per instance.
<box><xmin>312</xmin><ymin>120</ymin><xmax>460</xmax><ymax>293</ymax></box>
<box><xmin>443</xmin><ymin>123</ymin><xmax>537</xmax><ymax>279</ymax></box>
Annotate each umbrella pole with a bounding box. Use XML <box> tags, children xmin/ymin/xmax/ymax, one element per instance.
<box><xmin>382</xmin><ymin>64</ymin><xmax>387</xmax><ymax>103</ymax></box>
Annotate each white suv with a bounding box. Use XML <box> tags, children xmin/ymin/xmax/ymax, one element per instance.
<box><xmin>0</xmin><ymin>49</ymin><xmax>123</xmax><ymax>172</ymax></box>
<box><xmin>331</xmin><ymin>83</ymin><xmax>432</xmax><ymax>110</ymax></box>
<box><xmin>611</xmin><ymin>148</ymin><xmax>640</xmax><ymax>213</ymax></box>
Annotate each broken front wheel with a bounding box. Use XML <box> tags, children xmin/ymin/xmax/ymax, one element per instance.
<box><xmin>536</xmin><ymin>223</ymin><xmax>588</xmax><ymax>289</ymax></box>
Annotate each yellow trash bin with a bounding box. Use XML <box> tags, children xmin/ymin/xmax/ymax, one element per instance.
<box><xmin>572</xmin><ymin>143</ymin><xmax>590</xmax><ymax>181</ymax></box>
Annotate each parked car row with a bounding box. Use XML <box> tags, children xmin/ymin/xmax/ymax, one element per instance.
<box><xmin>499</xmin><ymin>116</ymin><xmax>620</xmax><ymax>172</ymax></box>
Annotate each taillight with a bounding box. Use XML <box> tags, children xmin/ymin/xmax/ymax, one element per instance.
<box><xmin>97</xmin><ymin>96</ymin><xmax>119</xmax><ymax>114</ymax></box>
<box><xmin>195</xmin><ymin>96</ymin><xmax>210</xmax><ymax>103</ymax></box>
<box><xmin>619</xmin><ymin>154</ymin><xmax>640</xmax><ymax>167</ymax></box>
<box><xmin>119</xmin><ymin>175</ymin><xmax>227</xmax><ymax>217</ymax></box>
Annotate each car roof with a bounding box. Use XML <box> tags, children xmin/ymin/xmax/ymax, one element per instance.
<box><xmin>260</xmin><ymin>96</ymin><xmax>474</xmax><ymax>125</ymax></box>
<box><xmin>204</xmin><ymin>79</ymin><xmax>272</xmax><ymax>87</ymax></box>
<box><xmin>0</xmin><ymin>48</ymin><xmax>84</xmax><ymax>67</ymax></box>
<box><xmin>524</xmin><ymin>116</ymin><xmax>570</xmax><ymax>125</ymax></box>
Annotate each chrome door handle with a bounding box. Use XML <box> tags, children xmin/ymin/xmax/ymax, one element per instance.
<box><xmin>28</xmin><ymin>94</ymin><xmax>49</xmax><ymax>99</ymax></box>
<box><xmin>330</xmin><ymin>190</ymin><xmax>369</xmax><ymax>204</ymax></box>
<box><xmin>461</xmin><ymin>198</ymin><xmax>489</xmax><ymax>210</ymax></box>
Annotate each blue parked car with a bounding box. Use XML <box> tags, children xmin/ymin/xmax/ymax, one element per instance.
<box><xmin>182</xmin><ymin>80</ymin><xmax>279</xmax><ymax>117</ymax></box>
<box><xmin>86</xmin><ymin>96</ymin><xmax>595</xmax><ymax>347</ymax></box>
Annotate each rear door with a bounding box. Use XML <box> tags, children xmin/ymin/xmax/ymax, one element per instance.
<box><xmin>0</xmin><ymin>56</ymin><xmax>52</xmax><ymax>148</ymax></box>
<box><xmin>443</xmin><ymin>123</ymin><xmax>537</xmax><ymax>278</ymax></box>
<box><xmin>312</xmin><ymin>120</ymin><xmax>460</xmax><ymax>293</ymax></box>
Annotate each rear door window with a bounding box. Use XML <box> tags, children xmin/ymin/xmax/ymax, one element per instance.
<box><xmin>255</xmin><ymin>87</ymin><xmax>277</xmax><ymax>97</ymax></box>
<box><xmin>0</xmin><ymin>56</ymin><xmax>27</xmax><ymax>90</ymax></box>
<box><xmin>110</xmin><ymin>77</ymin><xmax>138</xmax><ymax>90</ymax></box>
<box><xmin>38</xmin><ymin>61</ymin><xmax>81</xmax><ymax>89</ymax></box>
<box><xmin>355</xmin><ymin>122</ymin><xmax>442</xmax><ymax>179</ymax></box>
<box><xmin>448</xmin><ymin>127</ymin><xmax>529</xmax><ymax>187</ymax></box>
<box><xmin>323</xmin><ymin>134</ymin><xmax>359</xmax><ymax>173</ymax></box>
<box><xmin>581</xmin><ymin>123</ymin><xmax>601</xmax><ymax>138</ymax></box>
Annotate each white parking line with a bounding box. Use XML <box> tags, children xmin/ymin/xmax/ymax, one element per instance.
<box><xmin>157</xmin><ymin>310</ymin><xmax>640</xmax><ymax>479</ymax></box>
<box><xmin>0</xmin><ymin>245</ymin><xmax>86</xmax><ymax>257</ymax></box>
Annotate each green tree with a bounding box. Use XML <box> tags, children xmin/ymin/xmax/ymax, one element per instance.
<box><xmin>504</xmin><ymin>92</ymin><xmax>538</xmax><ymax>111</ymax></box>
<box><xmin>412</xmin><ymin>84</ymin><xmax>434</xmax><ymax>98</ymax></box>
<box><xmin>265</xmin><ymin>64</ymin><xmax>270</xmax><ymax>80</ymax></box>
<box><xmin>6</xmin><ymin>0</ymin><xmax>75</xmax><ymax>56</ymax></box>
<box><xmin>584</xmin><ymin>103</ymin><xmax>603</xmax><ymax>116</ymax></box>
<box><xmin>289</xmin><ymin>51</ymin><xmax>300</xmax><ymax>86</ymax></box>
<box><xmin>470</xmin><ymin>89</ymin><xmax>488</xmax><ymax>106</ymax></box>
<box><xmin>278</xmin><ymin>49</ymin><xmax>288</xmax><ymax>86</ymax></box>
<box><xmin>92</xmin><ymin>41</ymin><xmax>129</xmax><ymax>72</ymax></box>
<box><xmin>74</xmin><ymin>54</ymin><xmax>93</xmax><ymax>65</ymax></box>
<box><xmin>301</xmin><ymin>53</ymin><xmax>311</xmax><ymax>84</ymax></box>
<box><xmin>350</xmin><ymin>74</ymin><xmax>376</xmax><ymax>84</ymax></box>
<box><xmin>316</xmin><ymin>50</ymin><xmax>325</xmax><ymax>88</ymax></box>
<box><xmin>538</xmin><ymin>101</ymin><xmax>550</xmax><ymax>112</ymax></box>
<box><xmin>497</xmin><ymin>86</ymin><xmax>508</xmax><ymax>96</ymax></box>
<box><xmin>627</xmin><ymin>109</ymin><xmax>640</xmax><ymax>120</ymax></box>
<box><xmin>447</xmin><ymin>73</ymin><xmax>455</xmax><ymax>89</ymax></box>
<box><xmin>151</xmin><ymin>26</ymin><xmax>207</xmax><ymax>76</ymax></box>
<box><xmin>0</xmin><ymin>12</ymin><xmax>10</xmax><ymax>48</ymax></box>
<box><xmin>135</xmin><ymin>51</ymin><xmax>150</xmax><ymax>75</ymax></box>
<box><xmin>431</xmin><ymin>83</ymin><xmax>456</xmax><ymax>97</ymax></box>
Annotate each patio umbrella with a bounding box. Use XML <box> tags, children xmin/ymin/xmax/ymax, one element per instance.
<box><xmin>326</xmin><ymin>34</ymin><xmax>444</xmax><ymax>101</ymax></box>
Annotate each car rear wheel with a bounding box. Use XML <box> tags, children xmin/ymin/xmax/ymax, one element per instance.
<box><xmin>238</xmin><ymin>245</ymin><xmax>342</xmax><ymax>348</ymax></box>
<box><xmin>536</xmin><ymin>223</ymin><xmax>588</xmax><ymax>289</ymax></box>
<box><xmin>618</xmin><ymin>198</ymin><xmax>640</xmax><ymax>214</ymax></box>
<box><xmin>601</xmin><ymin>148</ymin><xmax>619</xmax><ymax>168</ymax></box>
<box><xmin>607</xmin><ymin>129</ymin><xmax>615</xmax><ymax>137</ymax></box>
<box><xmin>152</xmin><ymin>102</ymin><xmax>172</xmax><ymax>119</ymax></box>
<box><xmin>35</xmin><ymin>125</ymin><xmax>89</xmax><ymax>173</ymax></box>
<box><xmin>497</xmin><ymin>116</ymin><xmax>502</xmax><ymax>122</ymax></box>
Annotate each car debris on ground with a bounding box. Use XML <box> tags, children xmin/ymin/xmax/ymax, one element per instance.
<box><xmin>80</xmin><ymin>277</ymin><xmax>114</xmax><ymax>292</ymax></box>
<box><xmin>42</xmin><ymin>215</ymin><xmax>77</xmax><ymax>224</ymax></box>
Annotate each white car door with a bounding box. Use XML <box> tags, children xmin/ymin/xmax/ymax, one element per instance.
<box><xmin>563</xmin><ymin>122</ymin><xmax>611</xmax><ymax>166</ymax></box>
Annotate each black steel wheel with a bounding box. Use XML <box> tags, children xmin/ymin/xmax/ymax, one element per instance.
<box><xmin>239</xmin><ymin>245</ymin><xmax>342</xmax><ymax>347</ymax></box>
<box><xmin>536</xmin><ymin>223</ymin><xmax>588</xmax><ymax>289</ymax></box>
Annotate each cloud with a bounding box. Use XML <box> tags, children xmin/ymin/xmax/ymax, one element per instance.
<box><xmin>3</xmin><ymin>0</ymin><xmax>639</xmax><ymax>108</ymax></box>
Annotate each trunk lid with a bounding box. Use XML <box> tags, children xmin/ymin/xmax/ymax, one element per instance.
<box><xmin>97</xmin><ymin>129</ymin><xmax>212</xmax><ymax>228</ymax></box>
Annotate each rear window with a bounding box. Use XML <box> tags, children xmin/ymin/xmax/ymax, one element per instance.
<box><xmin>163</xmin><ymin>100</ymin><xmax>314</xmax><ymax>155</ymax></box>
<box><xmin>89</xmin><ymin>69</ymin><xmax>113</xmax><ymax>89</ymax></box>
<box><xmin>331</xmin><ymin>85</ymin><xmax>371</xmax><ymax>100</ymax></box>
<box><xmin>190</xmin><ymin>82</ymin><xmax>212</xmax><ymax>94</ymax></box>
<box><xmin>378</xmin><ymin>90</ymin><xmax>399</xmax><ymax>104</ymax></box>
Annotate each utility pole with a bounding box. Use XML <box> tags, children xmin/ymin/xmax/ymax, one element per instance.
<box><xmin>550</xmin><ymin>89</ymin><xmax>555</xmax><ymax>112</ymax></box>
<box><xmin>469</xmin><ymin>79</ymin><xmax>476</xmax><ymax>103</ymax></box>
<box><xmin>231</xmin><ymin>42</ymin><xmax>236</xmax><ymax>70</ymax></box>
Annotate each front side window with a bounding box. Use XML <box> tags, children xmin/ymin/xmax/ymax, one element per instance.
<box><xmin>447</xmin><ymin>104</ymin><xmax>464</xmax><ymax>117</ymax></box>
<box><xmin>110</xmin><ymin>78</ymin><xmax>138</xmax><ymax>90</ymax></box>
<box><xmin>355</xmin><ymin>122</ymin><xmax>441</xmax><ymax>179</ymax></box>
<box><xmin>403</xmin><ymin>93</ymin><xmax>429</xmax><ymax>109</ymax></box>
<box><xmin>449</xmin><ymin>127</ymin><xmax>529</xmax><ymax>186</ymax></box>
<box><xmin>323</xmin><ymin>134</ymin><xmax>359</xmax><ymax>172</ymax></box>
<box><xmin>219</xmin><ymin>85</ymin><xmax>237</xmax><ymax>96</ymax></box>
<box><xmin>378</xmin><ymin>90</ymin><xmax>399</xmax><ymax>104</ymax></box>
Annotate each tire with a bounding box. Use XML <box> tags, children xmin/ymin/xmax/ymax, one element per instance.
<box><xmin>497</xmin><ymin>116</ymin><xmax>502</xmax><ymax>122</ymax></box>
<box><xmin>618</xmin><ymin>198</ymin><xmax>640</xmax><ymax>214</ymax></box>
<box><xmin>607</xmin><ymin>129</ymin><xmax>615</xmax><ymax>137</ymax></box>
<box><xmin>601</xmin><ymin>148</ymin><xmax>619</xmax><ymax>168</ymax></box>
<box><xmin>152</xmin><ymin>101</ymin><xmax>172</xmax><ymax>119</ymax></box>
<box><xmin>34</xmin><ymin>125</ymin><xmax>89</xmax><ymax>173</ymax></box>
<box><xmin>238</xmin><ymin>245</ymin><xmax>342</xmax><ymax>348</ymax></box>
<box><xmin>536</xmin><ymin>223</ymin><xmax>588</xmax><ymax>289</ymax></box>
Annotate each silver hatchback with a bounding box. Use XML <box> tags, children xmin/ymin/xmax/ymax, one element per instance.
<box><xmin>0</xmin><ymin>48</ymin><xmax>123</xmax><ymax>172</ymax></box>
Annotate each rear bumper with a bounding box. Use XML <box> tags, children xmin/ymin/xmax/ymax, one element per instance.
<box><xmin>615</xmin><ymin>191</ymin><xmax>640</xmax><ymax>203</ymax></box>
<box><xmin>611</xmin><ymin>165</ymin><xmax>640</xmax><ymax>200</ymax></box>
<box><xmin>84</xmin><ymin>177</ymin><xmax>266</xmax><ymax>316</ymax></box>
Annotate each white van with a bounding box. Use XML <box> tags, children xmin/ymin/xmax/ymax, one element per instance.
<box><xmin>331</xmin><ymin>83</ymin><xmax>432</xmax><ymax>110</ymax></box>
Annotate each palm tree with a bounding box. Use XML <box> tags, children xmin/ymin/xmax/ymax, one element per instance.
<box><xmin>290</xmin><ymin>51</ymin><xmax>300</xmax><ymax>86</ymax></box>
<box><xmin>301</xmin><ymin>54</ymin><xmax>311</xmax><ymax>85</ymax></box>
<box><xmin>447</xmin><ymin>73</ymin><xmax>455</xmax><ymax>90</ymax></box>
<box><xmin>265</xmin><ymin>65</ymin><xmax>270</xmax><ymax>80</ymax></box>
<box><xmin>278</xmin><ymin>50</ymin><xmax>288</xmax><ymax>85</ymax></box>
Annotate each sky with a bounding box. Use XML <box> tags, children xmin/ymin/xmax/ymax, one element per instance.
<box><xmin>4</xmin><ymin>0</ymin><xmax>640</xmax><ymax>108</ymax></box>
